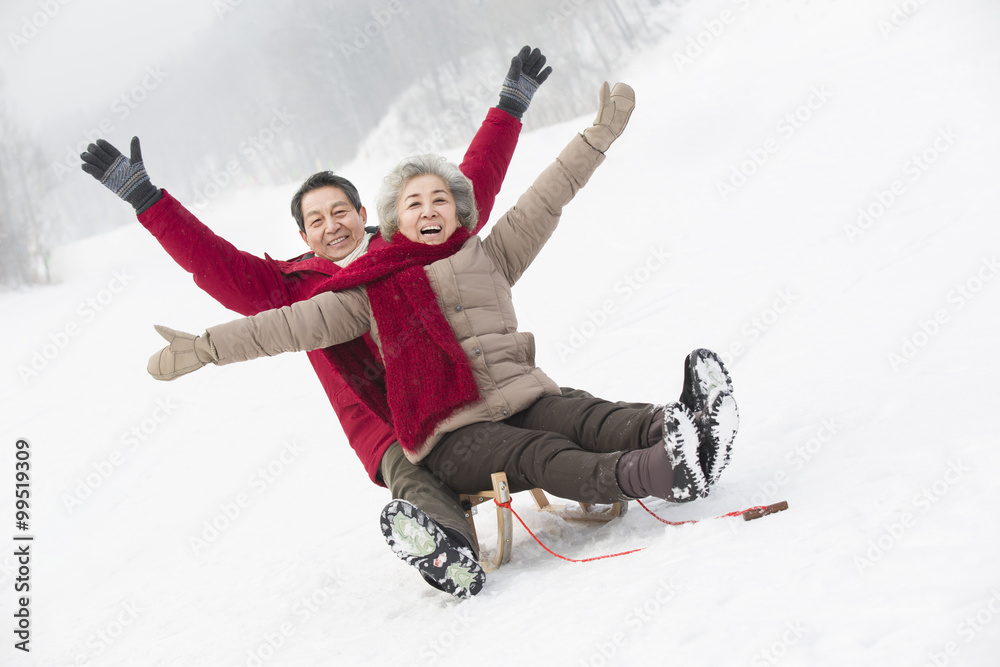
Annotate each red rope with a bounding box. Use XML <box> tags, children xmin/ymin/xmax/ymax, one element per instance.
<box><xmin>494</xmin><ymin>499</ymin><xmax>645</xmax><ymax>563</ymax></box>
<box><xmin>636</xmin><ymin>499</ymin><xmax>772</xmax><ymax>524</ymax></box>
<box><xmin>493</xmin><ymin>497</ymin><xmax>786</xmax><ymax>564</ymax></box>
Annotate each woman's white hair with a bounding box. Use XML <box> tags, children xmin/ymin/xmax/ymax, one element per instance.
<box><xmin>376</xmin><ymin>154</ymin><xmax>478</xmax><ymax>242</ymax></box>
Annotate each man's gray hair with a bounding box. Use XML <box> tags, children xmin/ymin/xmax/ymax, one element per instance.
<box><xmin>376</xmin><ymin>154</ymin><xmax>478</xmax><ymax>242</ymax></box>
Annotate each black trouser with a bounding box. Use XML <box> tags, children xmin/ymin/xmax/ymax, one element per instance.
<box><xmin>423</xmin><ymin>395</ymin><xmax>662</xmax><ymax>505</ymax></box>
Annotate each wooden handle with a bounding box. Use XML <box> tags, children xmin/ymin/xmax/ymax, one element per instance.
<box><xmin>742</xmin><ymin>500</ymin><xmax>789</xmax><ymax>521</ymax></box>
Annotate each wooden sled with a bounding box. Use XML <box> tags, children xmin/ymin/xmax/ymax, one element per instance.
<box><xmin>459</xmin><ymin>472</ymin><xmax>627</xmax><ymax>571</ymax></box>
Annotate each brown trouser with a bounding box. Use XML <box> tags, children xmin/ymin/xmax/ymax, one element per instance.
<box><xmin>423</xmin><ymin>394</ymin><xmax>663</xmax><ymax>505</ymax></box>
<box><xmin>379</xmin><ymin>441</ymin><xmax>478</xmax><ymax>555</ymax></box>
<box><xmin>379</xmin><ymin>388</ymin><xmax>657</xmax><ymax>558</ymax></box>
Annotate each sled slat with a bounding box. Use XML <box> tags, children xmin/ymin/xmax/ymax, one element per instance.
<box><xmin>460</xmin><ymin>477</ymin><xmax>627</xmax><ymax>570</ymax></box>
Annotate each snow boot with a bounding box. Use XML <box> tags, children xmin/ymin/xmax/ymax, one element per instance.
<box><xmin>616</xmin><ymin>402</ymin><xmax>707</xmax><ymax>502</ymax></box>
<box><xmin>703</xmin><ymin>392</ymin><xmax>739</xmax><ymax>487</ymax></box>
<box><xmin>678</xmin><ymin>349</ymin><xmax>738</xmax><ymax>491</ymax></box>
<box><xmin>679</xmin><ymin>348</ymin><xmax>733</xmax><ymax>415</ymax></box>
<box><xmin>380</xmin><ymin>500</ymin><xmax>485</xmax><ymax>599</ymax></box>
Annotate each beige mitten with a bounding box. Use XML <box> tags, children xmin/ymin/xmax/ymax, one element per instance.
<box><xmin>147</xmin><ymin>325</ymin><xmax>218</xmax><ymax>381</ymax></box>
<box><xmin>582</xmin><ymin>81</ymin><xmax>635</xmax><ymax>153</ymax></box>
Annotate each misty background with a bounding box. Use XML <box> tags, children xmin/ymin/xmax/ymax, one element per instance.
<box><xmin>0</xmin><ymin>0</ymin><xmax>681</xmax><ymax>286</ymax></box>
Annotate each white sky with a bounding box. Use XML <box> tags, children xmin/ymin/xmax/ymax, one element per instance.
<box><xmin>0</xmin><ymin>0</ymin><xmax>220</xmax><ymax>129</ymax></box>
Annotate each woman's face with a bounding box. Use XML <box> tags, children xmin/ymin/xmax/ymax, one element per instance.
<box><xmin>396</xmin><ymin>174</ymin><xmax>460</xmax><ymax>245</ymax></box>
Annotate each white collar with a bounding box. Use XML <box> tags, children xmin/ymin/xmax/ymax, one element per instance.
<box><xmin>334</xmin><ymin>232</ymin><xmax>374</xmax><ymax>268</ymax></box>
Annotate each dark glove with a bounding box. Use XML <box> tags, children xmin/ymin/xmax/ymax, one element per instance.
<box><xmin>496</xmin><ymin>46</ymin><xmax>553</xmax><ymax>120</ymax></box>
<box><xmin>81</xmin><ymin>137</ymin><xmax>162</xmax><ymax>214</ymax></box>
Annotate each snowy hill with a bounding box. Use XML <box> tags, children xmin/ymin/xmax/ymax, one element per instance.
<box><xmin>4</xmin><ymin>0</ymin><xmax>1000</xmax><ymax>665</ymax></box>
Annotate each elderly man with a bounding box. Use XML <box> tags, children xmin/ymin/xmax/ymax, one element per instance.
<box><xmin>82</xmin><ymin>48</ymin><xmax>561</xmax><ymax>598</ymax></box>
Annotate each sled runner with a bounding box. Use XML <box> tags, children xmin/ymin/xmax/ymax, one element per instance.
<box><xmin>459</xmin><ymin>472</ymin><xmax>627</xmax><ymax>570</ymax></box>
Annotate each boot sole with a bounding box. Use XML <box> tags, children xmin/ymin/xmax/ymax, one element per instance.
<box><xmin>680</xmin><ymin>348</ymin><xmax>734</xmax><ymax>415</ymax></box>
<box><xmin>380</xmin><ymin>500</ymin><xmax>485</xmax><ymax>599</ymax></box>
<box><xmin>704</xmin><ymin>393</ymin><xmax>739</xmax><ymax>486</ymax></box>
<box><xmin>662</xmin><ymin>403</ymin><xmax>708</xmax><ymax>501</ymax></box>
<box><xmin>680</xmin><ymin>349</ymin><xmax>738</xmax><ymax>489</ymax></box>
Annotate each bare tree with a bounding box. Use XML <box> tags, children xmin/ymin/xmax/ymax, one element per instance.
<box><xmin>0</xmin><ymin>76</ymin><xmax>55</xmax><ymax>287</ymax></box>
<box><xmin>41</xmin><ymin>0</ymin><xmax>677</xmax><ymax>244</ymax></box>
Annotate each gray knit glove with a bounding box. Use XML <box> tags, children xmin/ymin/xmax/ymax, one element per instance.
<box><xmin>81</xmin><ymin>137</ymin><xmax>162</xmax><ymax>214</ymax></box>
<box><xmin>496</xmin><ymin>46</ymin><xmax>553</xmax><ymax>120</ymax></box>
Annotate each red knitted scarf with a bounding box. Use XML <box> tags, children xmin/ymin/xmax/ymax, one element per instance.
<box><xmin>306</xmin><ymin>228</ymin><xmax>480</xmax><ymax>454</ymax></box>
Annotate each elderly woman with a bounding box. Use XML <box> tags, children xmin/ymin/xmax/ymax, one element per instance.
<box><xmin>150</xmin><ymin>81</ymin><xmax>739</xmax><ymax>542</ymax></box>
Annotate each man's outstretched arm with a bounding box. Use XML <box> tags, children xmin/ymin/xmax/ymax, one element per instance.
<box><xmin>82</xmin><ymin>137</ymin><xmax>295</xmax><ymax>316</ymax></box>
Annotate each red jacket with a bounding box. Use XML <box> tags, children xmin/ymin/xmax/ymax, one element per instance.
<box><xmin>137</xmin><ymin>107</ymin><xmax>521</xmax><ymax>484</ymax></box>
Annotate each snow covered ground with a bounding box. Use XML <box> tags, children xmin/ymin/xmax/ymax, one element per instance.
<box><xmin>4</xmin><ymin>0</ymin><xmax>1000</xmax><ymax>665</ymax></box>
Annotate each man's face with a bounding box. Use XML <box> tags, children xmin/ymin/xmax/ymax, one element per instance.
<box><xmin>299</xmin><ymin>186</ymin><xmax>368</xmax><ymax>262</ymax></box>
<box><xmin>396</xmin><ymin>174</ymin><xmax>460</xmax><ymax>245</ymax></box>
